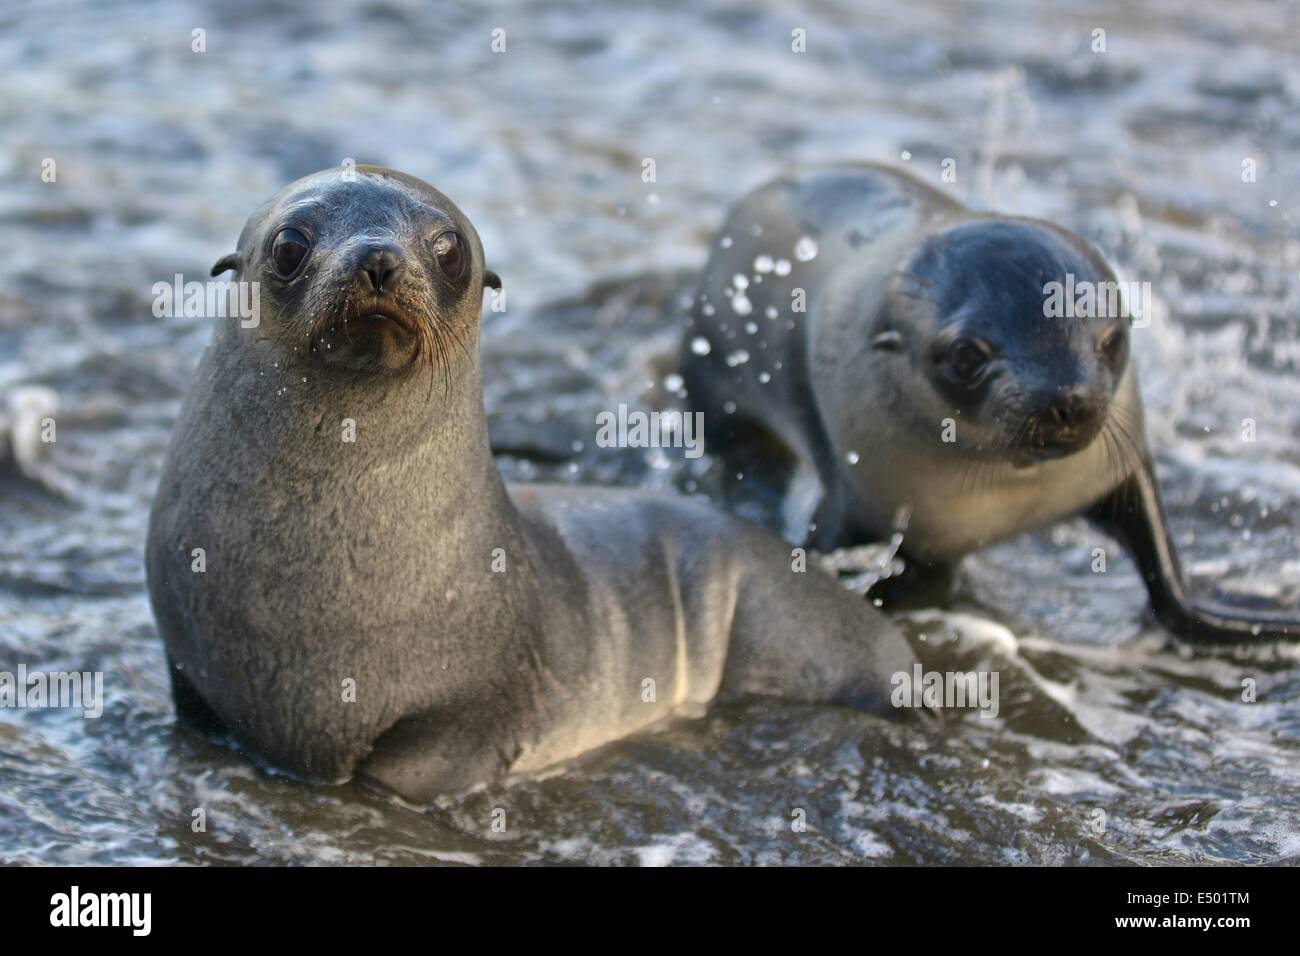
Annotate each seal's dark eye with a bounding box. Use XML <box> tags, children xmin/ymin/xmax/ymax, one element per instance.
<box><xmin>1099</xmin><ymin>327</ymin><xmax>1127</xmax><ymax>365</ymax></box>
<box><xmin>947</xmin><ymin>338</ymin><xmax>990</xmax><ymax>384</ymax></box>
<box><xmin>432</xmin><ymin>231</ymin><xmax>465</xmax><ymax>280</ymax></box>
<box><xmin>271</xmin><ymin>228</ymin><xmax>310</xmax><ymax>278</ymax></box>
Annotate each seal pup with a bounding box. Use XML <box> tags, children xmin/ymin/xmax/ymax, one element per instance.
<box><xmin>680</xmin><ymin>163</ymin><xmax>1298</xmax><ymax>644</ymax></box>
<box><xmin>145</xmin><ymin>166</ymin><xmax>915</xmax><ymax>802</ymax></box>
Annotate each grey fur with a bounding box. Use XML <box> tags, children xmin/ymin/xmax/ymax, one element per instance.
<box><xmin>146</xmin><ymin>167</ymin><xmax>915</xmax><ymax>803</ymax></box>
<box><xmin>680</xmin><ymin>162</ymin><xmax>1299</xmax><ymax>644</ymax></box>
<box><xmin>682</xmin><ymin>162</ymin><xmax>1142</xmax><ymax>557</ymax></box>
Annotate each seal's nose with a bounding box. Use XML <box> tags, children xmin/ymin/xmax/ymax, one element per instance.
<box><xmin>1048</xmin><ymin>388</ymin><xmax>1090</xmax><ymax>428</ymax></box>
<box><xmin>1037</xmin><ymin>384</ymin><xmax>1100</xmax><ymax>447</ymax></box>
<box><xmin>359</xmin><ymin>244</ymin><xmax>404</xmax><ymax>294</ymax></box>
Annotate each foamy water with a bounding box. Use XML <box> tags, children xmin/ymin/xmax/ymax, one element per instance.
<box><xmin>1</xmin><ymin>0</ymin><xmax>1298</xmax><ymax>864</ymax></box>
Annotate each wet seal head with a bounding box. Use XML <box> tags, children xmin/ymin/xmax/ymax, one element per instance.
<box><xmin>878</xmin><ymin>218</ymin><xmax>1133</xmax><ymax>468</ymax></box>
<box><xmin>211</xmin><ymin>165</ymin><xmax>502</xmax><ymax>382</ymax></box>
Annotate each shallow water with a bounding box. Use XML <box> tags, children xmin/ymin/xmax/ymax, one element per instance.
<box><xmin>2</xmin><ymin>0</ymin><xmax>1299</xmax><ymax>865</ymax></box>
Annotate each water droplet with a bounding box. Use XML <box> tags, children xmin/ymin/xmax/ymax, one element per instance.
<box><xmin>794</xmin><ymin>237</ymin><xmax>818</xmax><ymax>262</ymax></box>
<box><xmin>754</xmin><ymin>255</ymin><xmax>774</xmax><ymax>273</ymax></box>
<box><xmin>774</xmin><ymin>259</ymin><xmax>792</xmax><ymax>276</ymax></box>
<box><xmin>690</xmin><ymin>336</ymin><xmax>712</xmax><ymax>356</ymax></box>
<box><xmin>663</xmin><ymin>372</ymin><xmax>684</xmax><ymax>392</ymax></box>
<box><xmin>846</xmin><ymin>450</ymin><xmax>860</xmax><ymax>464</ymax></box>
<box><xmin>726</xmin><ymin>349</ymin><xmax>751</xmax><ymax>367</ymax></box>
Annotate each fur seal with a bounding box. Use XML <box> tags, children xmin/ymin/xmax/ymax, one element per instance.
<box><xmin>145</xmin><ymin>166</ymin><xmax>915</xmax><ymax>802</ymax></box>
<box><xmin>680</xmin><ymin>163</ymin><xmax>1298</xmax><ymax>644</ymax></box>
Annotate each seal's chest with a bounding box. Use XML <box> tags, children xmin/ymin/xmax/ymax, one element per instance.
<box><xmin>860</xmin><ymin>446</ymin><xmax>1116</xmax><ymax>560</ymax></box>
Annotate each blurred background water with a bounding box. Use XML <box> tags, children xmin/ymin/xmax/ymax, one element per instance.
<box><xmin>1</xmin><ymin>0</ymin><xmax>1299</xmax><ymax>865</ymax></box>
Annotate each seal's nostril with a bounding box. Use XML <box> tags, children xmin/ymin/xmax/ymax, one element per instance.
<box><xmin>1046</xmin><ymin>387</ymin><xmax>1091</xmax><ymax>430</ymax></box>
<box><xmin>360</xmin><ymin>247</ymin><xmax>403</xmax><ymax>293</ymax></box>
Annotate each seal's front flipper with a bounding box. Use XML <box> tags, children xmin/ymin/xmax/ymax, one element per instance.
<box><xmin>1087</xmin><ymin>462</ymin><xmax>1298</xmax><ymax>644</ymax></box>
<box><xmin>866</xmin><ymin>557</ymin><xmax>958</xmax><ymax>611</ymax></box>
<box><xmin>357</xmin><ymin>708</ymin><xmax>513</xmax><ymax>804</ymax></box>
<box><xmin>167</xmin><ymin>654</ymin><xmax>228</xmax><ymax>736</ymax></box>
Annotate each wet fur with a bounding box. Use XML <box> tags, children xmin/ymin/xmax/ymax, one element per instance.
<box><xmin>681</xmin><ymin>162</ymin><xmax>1297</xmax><ymax>644</ymax></box>
<box><xmin>147</xmin><ymin>167</ymin><xmax>916</xmax><ymax>802</ymax></box>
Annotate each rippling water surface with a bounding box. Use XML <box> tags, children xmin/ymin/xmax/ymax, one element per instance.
<box><xmin>2</xmin><ymin>0</ymin><xmax>1299</xmax><ymax>865</ymax></box>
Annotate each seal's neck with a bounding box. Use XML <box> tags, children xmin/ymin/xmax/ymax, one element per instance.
<box><xmin>213</xmin><ymin>319</ymin><xmax>522</xmax><ymax>564</ymax></box>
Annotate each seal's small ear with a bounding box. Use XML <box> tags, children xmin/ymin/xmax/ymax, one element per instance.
<box><xmin>483</xmin><ymin>270</ymin><xmax>502</xmax><ymax>291</ymax></box>
<box><xmin>210</xmin><ymin>253</ymin><xmax>241</xmax><ymax>277</ymax></box>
